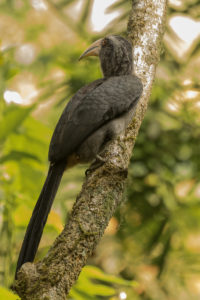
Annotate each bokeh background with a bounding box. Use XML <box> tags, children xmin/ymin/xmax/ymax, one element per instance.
<box><xmin>0</xmin><ymin>0</ymin><xmax>200</xmax><ymax>299</ymax></box>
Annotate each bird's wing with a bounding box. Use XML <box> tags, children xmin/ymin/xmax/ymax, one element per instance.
<box><xmin>49</xmin><ymin>75</ymin><xmax>143</xmax><ymax>162</ymax></box>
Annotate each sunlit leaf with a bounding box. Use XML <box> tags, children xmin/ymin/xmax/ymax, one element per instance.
<box><xmin>76</xmin><ymin>280</ymin><xmax>115</xmax><ymax>296</ymax></box>
<box><xmin>0</xmin><ymin>286</ymin><xmax>19</xmax><ymax>300</ymax></box>
<box><xmin>82</xmin><ymin>265</ymin><xmax>136</xmax><ymax>287</ymax></box>
<box><xmin>70</xmin><ymin>288</ymin><xmax>98</xmax><ymax>300</ymax></box>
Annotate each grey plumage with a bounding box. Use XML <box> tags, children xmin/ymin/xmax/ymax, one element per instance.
<box><xmin>15</xmin><ymin>35</ymin><xmax>143</xmax><ymax>278</ymax></box>
<box><xmin>49</xmin><ymin>74</ymin><xmax>142</xmax><ymax>162</ymax></box>
<box><xmin>100</xmin><ymin>36</ymin><xmax>133</xmax><ymax>77</ymax></box>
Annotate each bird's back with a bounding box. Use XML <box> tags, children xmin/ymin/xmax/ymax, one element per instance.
<box><xmin>49</xmin><ymin>75</ymin><xmax>142</xmax><ymax>163</ymax></box>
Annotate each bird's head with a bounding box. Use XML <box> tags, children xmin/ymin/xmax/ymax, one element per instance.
<box><xmin>79</xmin><ymin>35</ymin><xmax>133</xmax><ymax>78</ymax></box>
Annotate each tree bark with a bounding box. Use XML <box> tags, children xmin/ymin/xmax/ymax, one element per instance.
<box><xmin>14</xmin><ymin>0</ymin><xmax>167</xmax><ymax>299</ymax></box>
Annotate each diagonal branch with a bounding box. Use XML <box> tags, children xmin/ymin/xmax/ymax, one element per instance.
<box><xmin>14</xmin><ymin>0</ymin><xmax>167</xmax><ymax>299</ymax></box>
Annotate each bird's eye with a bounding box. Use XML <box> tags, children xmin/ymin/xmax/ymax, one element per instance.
<box><xmin>102</xmin><ymin>38</ymin><xmax>108</xmax><ymax>46</ymax></box>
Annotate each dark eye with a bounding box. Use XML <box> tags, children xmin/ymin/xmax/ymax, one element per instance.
<box><xmin>102</xmin><ymin>38</ymin><xmax>108</xmax><ymax>47</ymax></box>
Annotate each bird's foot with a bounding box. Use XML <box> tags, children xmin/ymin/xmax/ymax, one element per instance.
<box><xmin>85</xmin><ymin>155</ymin><xmax>106</xmax><ymax>176</ymax></box>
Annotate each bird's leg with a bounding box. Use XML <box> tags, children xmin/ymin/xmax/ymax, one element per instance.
<box><xmin>85</xmin><ymin>154</ymin><xmax>106</xmax><ymax>176</ymax></box>
<box><xmin>96</xmin><ymin>154</ymin><xmax>106</xmax><ymax>163</ymax></box>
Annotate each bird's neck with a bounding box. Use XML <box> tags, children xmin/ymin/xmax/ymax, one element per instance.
<box><xmin>101</xmin><ymin>59</ymin><xmax>133</xmax><ymax>78</ymax></box>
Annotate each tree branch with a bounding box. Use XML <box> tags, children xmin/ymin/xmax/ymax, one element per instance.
<box><xmin>14</xmin><ymin>0</ymin><xmax>167</xmax><ymax>299</ymax></box>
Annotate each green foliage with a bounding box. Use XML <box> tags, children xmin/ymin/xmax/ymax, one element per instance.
<box><xmin>0</xmin><ymin>104</ymin><xmax>35</xmax><ymax>142</ymax></box>
<box><xmin>0</xmin><ymin>286</ymin><xmax>19</xmax><ymax>300</ymax></box>
<box><xmin>0</xmin><ymin>0</ymin><xmax>200</xmax><ymax>299</ymax></box>
<box><xmin>69</xmin><ymin>265</ymin><xmax>137</xmax><ymax>300</ymax></box>
<box><xmin>0</xmin><ymin>103</ymin><xmax>52</xmax><ymax>286</ymax></box>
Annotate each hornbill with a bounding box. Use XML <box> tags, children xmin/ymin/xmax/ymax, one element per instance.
<box><xmin>15</xmin><ymin>35</ymin><xmax>143</xmax><ymax>277</ymax></box>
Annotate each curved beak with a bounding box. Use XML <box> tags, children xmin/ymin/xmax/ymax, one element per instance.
<box><xmin>79</xmin><ymin>38</ymin><xmax>102</xmax><ymax>61</ymax></box>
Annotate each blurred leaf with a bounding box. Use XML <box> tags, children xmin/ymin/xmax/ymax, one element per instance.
<box><xmin>47</xmin><ymin>210</ymin><xmax>63</xmax><ymax>232</ymax></box>
<box><xmin>0</xmin><ymin>104</ymin><xmax>35</xmax><ymax>143</ymax></box>
<box><xmin>69</xmin><ymin>265</ymin><xmax>137</xmax><ymax>299</ymax></box>
<box><xmin>13</xmin><ymin>204</ymin><xmax>32</xmax><ymax>227</ymax></box>
<box><xmin>0</xmin><ymin>150</ymin><xmax>40</xmax><ymax>164</ymax></box>
<box><xmin>76</xmin><ymin>280</ymin><xmax>115</xmax><ymax>296</ymax></box>
<box><xmin>57</xmin><ymin>0</ymin><xmax>75</xmax><ymax>8</ymax></box>
<box><xmin>26</xmin><ymin>24</ymin><xmax>46</xmax><ymax>41</ymax></box>
<box><xmin>70</xmin><ymin>289</ymin><xmax>98</xmax><ymax>300</ymax></box>
<box><xmin>82</xmin><ymin>265</ymin><xmax>136</xmax><ymax>287</ymax></box>
<box><xmin>0</xmin><ymin>286</ymin><xmax>19</xmax><ymax>300</ymax></box>
<box><xmin>79</xmin><ymin>0</ymin><xmax>93</xmax><ymax>26</ymax></box>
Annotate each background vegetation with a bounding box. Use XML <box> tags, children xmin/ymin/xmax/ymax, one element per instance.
<box><xmin>0</xmin><ymin>0</ymin><xmax>200</xmax><ymax>299</ymax></box>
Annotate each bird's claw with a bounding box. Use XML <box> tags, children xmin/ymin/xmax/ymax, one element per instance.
<box><xmin>85</xmin><ymin>155</ymin><xmax>106</xmax><ymax>176</ymax></box>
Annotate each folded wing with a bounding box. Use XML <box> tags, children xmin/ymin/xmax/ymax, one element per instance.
<box><xmin>49</xmin><ymin>75</ymin><xmax>143</xmax><ymax>162</ymax></box>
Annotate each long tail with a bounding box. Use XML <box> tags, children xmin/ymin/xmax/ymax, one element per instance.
<box><xmin>15</xmin><ymin>161</ymin><xmax>66</xmax><ymax>278</ymax></box>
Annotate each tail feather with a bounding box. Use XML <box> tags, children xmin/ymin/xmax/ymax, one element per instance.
<box><xmin>15</xmin><ymin>162</ymin><xmax>65</xmax><ymax>278</ymax></box>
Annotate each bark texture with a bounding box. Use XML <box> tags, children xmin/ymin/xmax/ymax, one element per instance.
<box><xmin>14</xmin><ymin>0</ymin><xmax>167</xmax><ymax>299</ymax></box>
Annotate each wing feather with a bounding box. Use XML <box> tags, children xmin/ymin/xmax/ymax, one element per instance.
<box><xmin>49</xmin><ymin>75</ymin><xmax>142</xmax><ymax>162</ymax></box>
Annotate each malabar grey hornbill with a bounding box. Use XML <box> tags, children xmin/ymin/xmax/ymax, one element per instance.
<box><xmin>15</xmin><ymin>35</ymin><xmax>143</xmax><ymax>277</ymax></box>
